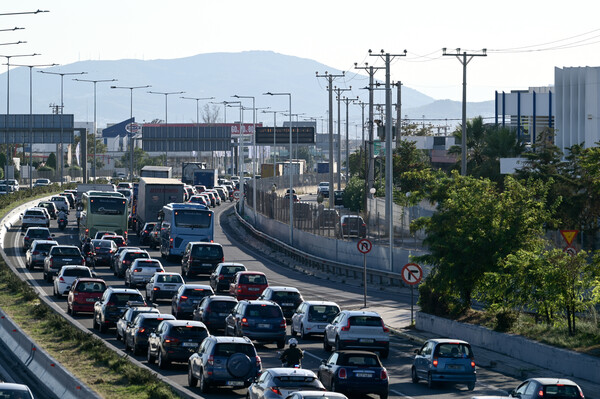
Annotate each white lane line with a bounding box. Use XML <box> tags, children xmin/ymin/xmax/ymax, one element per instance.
<box><xmin>303</xmin><ymin>350</ymin><xmax>322</xmax><ymax>361</ymax></box>
<box><xmin>390</xmin><ymin>389</ymin><xmax>416</xmax><ymax>399</ymax></box>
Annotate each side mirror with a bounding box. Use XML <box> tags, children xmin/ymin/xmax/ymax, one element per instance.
<box><xmin>20</xmin><ymin>232</ymin><xmax>24</xmax><ymax>236</ymax></box>
<box><xmin>414</xmin><ymin>349</ymin><xmax>420</xmax><ymax>354</ymax></box>
<box><xmin>511</xmin><ymin>391</ymin><xmax>519</xmax><ymax>398</ymax></box>
<box><xmin>51</xmin><ymin>234</ymin><xmax>56</xmax><ymax>237</ymax></box>
<box><xmin>320</xmin><ymin>359</ymin><xmax>327</xmax><ymax>365</ymax></box>
<box><xmin>91</xmin><ymin>272</ymin><xmax>97</xmax><ymax>278</ymax></box>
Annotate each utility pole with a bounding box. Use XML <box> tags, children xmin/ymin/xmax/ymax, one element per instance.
<box><xmin>443</xmin><ymin>48</ymin><xmax>487</xmax><ymax>176</ymax></box>
<box><xmin>369</xmin><ymin>49</ymin><xmax>406</xmax><ymax>272</ymax></box>
<box><xmin>316</xmin><ymin>71</ymin><xmax>344</xmax><ymax>209</ymax></box>
<box><xmin>334</xmin><ymin>86</ymin><xmax>351</xmax><ymax>190</ymax></box>
<box><xmin>353</xmin><ymin>100</ymin><xmax>367</xmax><ymax>210</ymax></box>
<box><xmin>394</xmin><ymin>81</ymin><xmax>402</xmax><ymax>149</ymax></box>
<box><xmin>341</xmin><ymin>96</ymin><xmax>358</xmax><ymax>184</ymax></box>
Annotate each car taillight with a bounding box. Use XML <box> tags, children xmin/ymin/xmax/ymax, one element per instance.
<box><xmin>133</xmin><ymin>268</ymin><xmax>142</xmax><ymax>273</ymax></box>
<box><xmin>33</xmin><ymin>251</ymin><xmax>39</xmax><ymax>255</ymax></box>
<box><xmin>538</xmin><ymin>390</ymin><xmax>544</xmax><ymax>398</ymax></box>
<box><xmin>50</xmin><ymin>258</ymin><xmax>53</xmax><ymax>267</ymax></box>
<box><xmin>470</xmin><ymin>359</ymin><xmax>476</xmax><ymax>368</ymax></box>
<box><xmin>270</xmin><ymin>387</ymin><xmax>282</xmax><ymax>396</ymax></box>
<box><xmin>123</xmin><ymin>260</ymin><xmax>130</xmax><ymax>265</ymax></box>
<box><xmin>124</xmin><ymin>231</ymin><xmax>128</xmax><ymax>240</ymax></box>
<box><xmin>237</xmin><ymin>288</ymin><xmax>242</xmax><ymax>293</ymax></box>
<box><xmin>106</xmin><ymin>302</ymin><xmax>115</xmax><ymax>307</ymax></box>
<box><xmin>241</xmin><ymin>317</ymin><xmax>249</xmax><ymax>327</ymax></box>
<box><xmin>25</xmin><ymin>236</ymin><xmax>29</xmax><ymax>241</ymax></box>
<box><xmin>207</xmin><ymin>355</ymin><xmax>214</xmax><ymax>365</ymax></box>
<box><xmin>169</xmin><ymin>237</ymin><xmax>173</xmax><ymax>248</ymax></box>
<box><xmin>279</xmin><ymin>319</ymin><xmax>286</xmax><ymax>329</ymax></box>
<box><xmin>380</xmin><ymin>369</ymin><xmax>388</xmax><ymax>380</ymax></box>
<box><xmin>256</xmin><ymin>355</ymin><xmax>261</xmax><ymax>367</ymax></box>
<box><xmin>221</xmin><ymin>257</ymin><xmax>224</xmax><ymax>263</ymax></box>
<box><xmin>341</xmin><ymin>319</ymin><xmax>351</xmax><ymax>331</ymax></box>
<box><xmin>59</xmin><ymin>277</ymin><xmax>65</xmax><ymax>282</ymax></box>
<box><xmin>578</xmin><ymin>388</ymin><xmax>585</xmax><ymax>399</ymax></box>
<box><xmin>153</xmin><ymin>287</ymin><xmax>160</xmax><ymax>291</ymax></box>
<box><xmin>338</xmin><ymin>368</ymin><xmax>347</xmax><ymax>379</ymax></box>
<box><xmin>138</xmin><ymin>327</ymin><xmax>146</xmax><ymax>334</ymax></box>
<box><xmin>432</xmin><ymin>358</ymin><xmax>438</xmax><ymax>367</ymax></box>
<box><xmin>218</xmin><ymin>275</ymin><xmax>224</xmax><ymax>280</ymax></box>
<box><xmin>144</xmin><ymin>230</ymin><xmax>149</xmax><ymax>234</ymax></box>
<box><xmin>381</xmin><ymin>319</ymin><xmax>389</xmax><ymax>333</ymax></box>
<box><xmin>164</xmin><ymin>335</ymin><xmax>179</xmax><ymax>345</ymax></box>
<box><xmin>180</xmin><ymin>296</ymin><xmax>188</xmax><ymax>302</ymax></box>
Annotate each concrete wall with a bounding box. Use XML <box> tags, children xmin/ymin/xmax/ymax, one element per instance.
<box><xmin>416</xmin><ymin>312</ymin><xmax>600</xmax><ymax>383</ymax></box>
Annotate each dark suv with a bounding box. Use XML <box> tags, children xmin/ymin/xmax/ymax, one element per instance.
<box><xmin>209</xmin><ymin>263</ymin><xmax>247</xmax><ymax>293</ymax></box>
<box><xmin>225</xmin><ymin>300</ymin><xmax>286</xmax><ymax>348</ymax></box>
<box><xmin>93</xmin><ymin>287</ymin><xmax>146</xmax><ymax>333</ymax></box>
<box><xmin>147</xmin><ymin>320</ymin><xmax>210</xmax><ymax>369</ymax></box>
<box><xmin>115</xmin><ymin>249</ymin><xmax>150</xmax><ymax>277</ymax></box>
<box><xmin>193</xmin><ymin>295</ymin><xmax>238</xmax><ymax>333</ymax></box>
<box><xmin>181</xmin><ymin>242</ymin><xmax>224</xmax><ymax>277</ymax></box>
<box><xmin>188</xmin><ymin>336</ymin><xmax>262</xmax><ymax>392</ymax></box>
<box><xmin>258</xmin><ymin>286</ymin><xmax>304</xmax><ymax>320</ymax></box>
<box><xmin>43</xmin><ymin>245</ymin><xmax>85</xmax><ymax>282</ymax></box>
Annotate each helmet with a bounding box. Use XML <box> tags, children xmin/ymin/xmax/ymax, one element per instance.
<box><xmin>288</xmin><ymin>338</ymin><xmax>298</xmax><ymax>347</ymax></box>
<box><xmin>86</xmin><ymin>237</ymin><xmax>91</xmax><ymax>243</ymax></box>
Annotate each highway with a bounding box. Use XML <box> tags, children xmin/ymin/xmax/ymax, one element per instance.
<box><xmin>3</xmin><ymin>201</ymin><xmax>523</xmax><ymax>399</ymax></box>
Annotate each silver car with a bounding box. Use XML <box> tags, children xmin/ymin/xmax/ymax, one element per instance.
<box><xmin>323</xmin><ymin>310</ymin><xmax>389</xmax><ymax>358</ymax></box>
<box><xmin>25</xmin><ymin>240</ymin><xmax>58</xmax><ymax>270</ymax></box>
<box><xmin>248</xmin><ymin>368</ymin><xmax>325</xmax><ymax>399</ymax></box>
<box><xmin>125</xmin><ymin>258</ymin><xmax>165</xmax><ymax>288</ymax></box>
<box><xmin>53</xmin><ymin>265</ymin><xmax>94</xmax><ymax>298</ymax></box>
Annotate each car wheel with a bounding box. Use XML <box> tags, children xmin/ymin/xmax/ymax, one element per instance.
<box><xmin>92</xmin><ymin>314</ymin><xmax>99</xmax><ymax>330</ymax></box>
<box><xmin>116</xmin><ymin>330</ymin><xmax>121</xmax><ymax>341</ymax></box>
<box><xmin>300</xmin><ymin>325</ymin><xmax>307</xmax><ymax>340</ymax></box>
<box><xmin>467</xmin><ymin>382</ymin><xmax>476</xmax><ymax>391</ymax></box>
<box><xmin>147</xmin><ymin>348</ymin><xmax>155</xmax><ymax>364</ymax></box>
<box><xmin>188</xmin><ymin>367</ymin><xmax>198</xmax><ymax>387</ymax></box>
<box><xmin>291</xmin><ymin>325</ymin><xmax>297</xmax><ymax>337</ymax></box>
<box><xmin>331</xmin><ymin>381</ymin><xmax>338</xmax><ymax>393</ymax></box>
<box><xmin>53</xmin><ymin>285</ymin><xmax>58</xmax><ymax>298</ymax></box>
<box><xmin>150</xmin><ymin>291</ymin><xmax>155</xmax><ymax>303</ymax></box>
<box><xmin>199</xmin><ymin>371</ymin><xmax>210</xmax><ymax>393</ymax></box>
<box><xmin>277</xmin><ymin>340</ymin><xmax>285</xmax><ymax>349</ymax></box>
<box><xmin>323</xmin><ymin>335</ymin><xmax>332</xmax><ymax>351</ymax></box>
<box><xmin>335</xmin><ymin>336</ymin><xmax>342</xmax><ymax>351</ymax></box>
<box><xmin>380</xmin><ymin>393</ymin><xmax>388</xmax><ymax>399</ymax></box>
<box><xmin>411</xmin><ymin>367</ymin><xmax>419</xmax><ymax>383</ymax></box>
<box><xmin>99</xmin><ymin>321</ymin><xmax>108</xmax><ymax>334</ymax></box>
<box><xmin>158</xmin><ymin>350</ymin><xmax>169</xmax><ymax>369</ymax></box>
<box><xmin>427</xmin><ymin>373</ymin><xmax>435</xmax><ymax>389</ymax></box>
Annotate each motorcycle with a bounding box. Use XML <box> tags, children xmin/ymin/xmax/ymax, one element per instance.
<box><xmin>84</xmin><ymin>250</ymin><xmax>96</xmax><ymax>269</ymax></box>
<box><xmin>278</xmin><ymin>351</ymin><xmax>301</xmax><ymax>368</ymax></box>
<box><xmin>58</xmin><ymin>218</ymin><xmax>67</xmax><ymax>230</ymax></box>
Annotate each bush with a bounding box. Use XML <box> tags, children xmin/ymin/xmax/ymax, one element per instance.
<box><xmin>494</xmin><ymin>311</ymin><xmax>518</xmax><ymax>332</ymax></box>
<box><xmin>37</xmin><ymin>165</ymin><xmax>54</xmax><ymax>172</ymax></box>
<box><xmin>343</xmin><ymin>176</ymin><xmax>365</xmax><ymax>212</ymax></box>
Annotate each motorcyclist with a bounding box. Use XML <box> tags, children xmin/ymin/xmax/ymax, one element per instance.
<box><xmin>57</xmin><ymin>210</ymin><xmax>67</xmax><ymax>225</ymax></box>
<box><xmin>82</xmin><ymin>237</ymin><xmax>93</xmax><ymax>256</ymax></box>
<box><xmin>280</xmin><ymin>338</ymin><xmax>303</xmax><ymax>367</ymax></box>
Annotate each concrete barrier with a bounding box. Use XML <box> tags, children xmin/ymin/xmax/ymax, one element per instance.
<box><xmin>416</xmin><ymin>312</ymin><xmax>600</xmax><ymax>383</ymax></box>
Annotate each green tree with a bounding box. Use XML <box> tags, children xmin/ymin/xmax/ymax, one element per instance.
<box><xmin>412</xmin><ymin>173</ymin><xmax>557</xmax><ymax>312</ymax></box>
<box><xmin>393</xmin><ymin>140</ymin><xmax>430</xmax><ymax>193</ymax></box>
<box><xmin>46</xmin><ymin>152</ymin><xmax>57</xmax><ymax>170</ymax></box>
<box><xmin>342</xmin><ymin>175</ymin><xmax>365</xmax><ymax>212</ymax></box>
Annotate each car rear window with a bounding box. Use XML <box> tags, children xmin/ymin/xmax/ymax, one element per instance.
<box><xmin>222</xmin><ymin>266</ymin><xmax>245</xmax><ymax>275</ymax></box>
<box><xmin>111</xmin><ymin>293</ymin><xmax>144</xmax><ymax>305</ymax></box>
<box><xmin>340</xmin><ymin>354</ymin><xmax>380</xmax><ymax>367</ymax></box>
<box><xmin>271</xmin><ymin>291</ymin><xmax>301</xmax><ymax>301</ymax></box>
<box><xmin>25</xmin><ymin>210</ymin><xmax>44</xmax><ymax>216</ymax></box>
<box><xmin>246</xmin><ymin>305</ymin><xmax>282</xmax><ymax>318</ymax></box>
<box><xmin>191</xmin><ymin>245</ymin><xmax>223</xmax><ymax>259</ymax></box>
<box><xmin>209</xmin><ymin>300</ymin><xmax>236</xmax><ymax>313</ymax></box>
<box><xmin>435</xmin><ymin>343</ymin><xmax>473</xmax><ymax>358</ymax></box>
<box><xmin>309</xmin><ymin>305</ymin><xmax>339</xmax><ymax>319</ymax></box>
<box><xmin>171</xmin><ymin>326</ymin><xmax>209</xmax><ymax>340</ymax></box>
<box><xmin>35</xmin><ymin>243</ymin><xmax>55</xmax><ymax>252</ymax></box>
<box><xmin>544</xmin><ymin>385</ymin><xmax>580</xmax><ymax>399</ymax></box>
<box><xmin>64</xmin><ymin>268</ymin><xmax>92</xmax><ymax>277</ymax></box>
<box><xmin>239</xmin><ymin>274</ymin><xmax>267</xmax><ymax>284</ymax></box>
<box><xmin>348</xmin><ymin>316</ymin><xmax>383</xmax><ymax>327</ymax></box>
<box><xmin>52</xmin><ymin>247</ymin><xmax>81</xmax><ymax>256</ymax></box>
<box><xmin>142</xmin><ymin>317</ymin><xmax>171</xmax><ymax>329</ymax></box>
<box><xmin>273</xmin><ymin>376</ymin><xmax>320</xmax><ymax>387</ymax></box>
<box><xmin>93</xmin><ymin>240</ymin><xmax>113</xmax><ymax>248</ymax></box>
<box><xmin>156</xmin><ymin>274</ymin><xmax>183</xmax><ymax>283</ymax></box>
<box><xmin>125</xmin><ymin>252</ymin><xmax>149</xmax><ymax>261</ymax></box>
<box><xmin>76</xmin><ymin>281</ymin><xmax>106</xmax><ymax>292</ymax></box>
<box><xmin>214</xmin><ymin>343</ymin><xmax>256</xmax><ymax>357</ymax></box>
<box><xmin>28</xmin><ymin>229</ymin><xmax>49</xmax><ymax>237</ymax></box>
<box><xmin>183</xmin><ymin>288</ymin><xmax>212</xmax><ymax>298</ymax></box>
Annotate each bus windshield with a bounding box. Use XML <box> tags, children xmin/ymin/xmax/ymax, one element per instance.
<box><xmin>174</xmin><ymin>210</ymin><xmax>211</xmax><ymax>228</ymax></box>
<box><xmin>90</xmin><ymin>197</ymin><xmax>127</xmax><ymax>215</ymax></box>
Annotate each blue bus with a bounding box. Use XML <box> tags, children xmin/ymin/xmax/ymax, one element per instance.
<box><xmin>158</xmin><ymin>203</ymin><xmax>214</xmax><ymax>258</ymax></box>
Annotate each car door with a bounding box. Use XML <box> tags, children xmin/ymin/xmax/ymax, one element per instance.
<box><xmin>510</xmin><ymin>381</ymin><xmax>531</xmax><ymax>399</ymax></box>
<box><xmin>320</xmin><ymin>352</ymin><xmax>338</xmax><ymax>388</ymax></box>
<box><xmin>146</xmin><ymin>276</ymin><xmax>155</xmax><ymax>297</ymax></box>
<box><xmin>292</xmin><ymin>303</ymin><xmax>305</xmax><ymax>333</ymax></box>
<box><xmin>225</xmin><ymin>303</ymin><xmax>240</xmax><ymax>335</ymax></box>
<box><xmin>249</xmin><ymin>371</ymin><xmax>270</xmax><ymax>399</ymax></box>
<box><xmin>416</xmin><ymin>341</ymin><xmax>433</xmax><ymax>378</ymax></box>
<box><xmin>325</xmin><ymin>313</ymin><xmax>342</xmax><ymax>345</ymax></box>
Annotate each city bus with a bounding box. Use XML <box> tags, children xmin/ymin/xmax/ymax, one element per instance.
<box><xmin>158</xmin><ymin>202</ymin><xmax>214</xmax><ymax>258</ymax></box>
<box><xmin>79</xmin><ymin>191</ymin><xmax>129</xmax><ymax>242</ymax></box>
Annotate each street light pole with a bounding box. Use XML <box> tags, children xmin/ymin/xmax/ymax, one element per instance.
<box><xmin>75</xmin><ymin>78</ymin><xmax>117</xmax><ymax>182</ymax></box>
<box><xmin>39</xmin><ymin>69</ymin><xmax>85</xmax><ymax>186</ymax></box>
<box><xmin>264</xmin><ymin>92</ymin><xmax>293</xmax><ymax>245</ymax></box>
<box><xmin>148</xmin><ymin>90</ymin><xmax>185</xmax><ymax>167</ymax></box>
<box><xmin>111</xmin><ymin>85</ymin><xmax>151</xmax><ymax>181</ymax></box>
<box><xmin>181</xmin><ymin>96</ymin><xmax>215</xmax><ymax>162</ymax></box>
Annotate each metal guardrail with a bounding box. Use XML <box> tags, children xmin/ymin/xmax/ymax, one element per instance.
<box><xmin>233</xmin><ymin>205</ymin><xmax>408</xmax><ymax>287</ymax></box>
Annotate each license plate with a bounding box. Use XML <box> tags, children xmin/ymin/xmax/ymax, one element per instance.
<box><xmin>248</xmin><ymin>287</ymin><xmax>259</xmax><ymax>291</ymax></box>
<box><xmin>182</xmin><ymin>342</ymin><xmax>198</xmax><ymax>347</ymax></box>
<box><xmin>86</xmin><ymin>298</ymin><xmax>96</xmax><ymax>302</ymax></box>
<box><xmin>227</xmin><ymin>381</ymin><xmax>244</xmax><ymax>387</ymax></box>
<box><xmin>359</xmin><ymin>338</ymin><xmax>374</xmax><ymax>343</ymax></box>
<box><xmin>219</xmin><ymin>313</ymin><xmax>228</xmax><ymax>317</ymax></box>
<box><xmin>447</xmin><ymin>364</ymin><xmax>463</xmax><ymax>370</ymax></box>
<box><xmin>355</xmin><ymin>373</ymin><xmax>372</xmax><ymax>378</ymax></box>
<box><xmin>282</xmin><ymin>303</ymin><xmax>293</xmax><ymax>306</ymax></box>
<box><xmin>63</xmin><ymin>259</ymin><xmax>73</xmax><ymax>262</ymax></box>
<box><xmin>193</xmin><ymin>300</ymin><xmax>200</xmax><ymax>304</ymax></box>
<box><xmin>258</xmin><ymin>323</ymin><xmax>270</xmax><ymax>328</ymax></box>
<box><xmin>164</xmin><ymin>285</ymin><xmax>176</xmax><ymax>288</ymax></box>
<box><xmin>202</xmin><ymin>263</ymin><xmax>212</xmax><ymax>267</ymax></box>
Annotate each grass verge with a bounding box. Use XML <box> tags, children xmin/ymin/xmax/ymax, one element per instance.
<box><xmin>0</xmin><ymin>189</ymin><xmax>182</xmax><ymax>399</ymax></box>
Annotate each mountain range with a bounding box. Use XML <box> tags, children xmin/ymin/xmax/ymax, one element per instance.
<box><xmin>0</xmin><ymin>51</ymin><xmax>494</xmax><ymax>132</ymax></box>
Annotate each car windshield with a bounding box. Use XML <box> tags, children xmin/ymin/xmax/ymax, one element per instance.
<box><xmin>52</xmin><ymin>247</ymin><xmax>81</xmax><ymax>256</ymax></box>
<box><xmin>239</xmin><ymin>274</ymin><xmax>267</xmax><ymax>284</ymax></box>
<box><xmin>183</xmin><ymin>288</ymin><xmax>211</xmax><ymax>298</ymax></box>
<box><xmin>543</xmin><ymin>385</ymin><xmax>581</xmax><ymax>399</ymax></box>
<box><xmin>174</xmin><ymin>209</ymin><xmax>212</xmax><ymax>228</ymax></box>
<box><xmin>63</xmin><ymin>268</ymin><xmax>92</xmax><ymax>277</ymax></box>
<box><xmin>348</xmin><ymin>316</ymin><xmax>383</xmax><ymax>327</ymax></box>
<box><xmin>435</xmin><ymin>343</ymin><xmax>473</xmax><ymax>358</ymax></box>
<box><xmin>156</xmin><ymin>274</ymin><xmax>183</xmax><ymax>283</ymax></box>
<box><xmin>90</xmin><ymin>197</ymin><xmax>127</xmax><ymax>215</ymax></box>
<box><xmin>271</xmin><ymin>291</ymin><xmax>301</xmax><ymax>301</ymax></box>
<box><xmin>340</xmin><ymin>354</ymin><xmax>380</xmax><ymax>367</ymax></box>
<box><xmin>247</xmin><ymin>305</ymin><xmax>282</xmax><ymax>318</ymax></box>
<box><xmin>273</xmin><ymin>376</ymin><xmax>320</xmax><ymax>387</ymax></box>
<box><xmin>76</xmin><ymin>281</ymin><xmax>106</xmax><ymax>292</ymax></box>
<box><xmin>214</xmin><ymin>343</ymin><xmax>256</xmax><ymax>357</ymax></box>
<box><xmin>111</xmin><ymin>293</ymin><xmax>144</xmax><ymax>305</ymax></box>
<box><xmin>222</xmin><ymin>266</ymin><xmax>244</xmax><ymax>275</ymax></box>
<box><xmin>171</xmin><ymin>326</ymin><xmax>209</xmax><ymax>340</ymax></box>
<box><xmin>191</xmin><ymin>245</ymin><xmax>222</xmax><ymax>258</ymax></box>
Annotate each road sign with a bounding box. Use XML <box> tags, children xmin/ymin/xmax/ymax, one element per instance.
<box><xmin>357</xmin><ymin>239</ymin><xmax>372</xmax><ymax>254</ymax></box>
<box><xmin>233</xmin><ymin>190</ymin><xmax>241</xmax><ymax>200</ymax></box>
<box><xmin>401</xmin><ymin>263</ymin><xmax>423</xmax><ymax>286</ymax></box>
<box><xmin>564</xmin><ymin>247</ymin><xmax>578</xmax><ymax>257</ymax></box>
<box><xmin>560</xmin><ymin>230</ymin><xmax>578</xmax><ymax>246</ymax></box>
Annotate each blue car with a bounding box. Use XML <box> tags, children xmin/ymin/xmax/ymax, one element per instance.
<box><xmin>318</xmin><ymin>350</ymin><xmax>389</xmax><ymax>399</ymax></box>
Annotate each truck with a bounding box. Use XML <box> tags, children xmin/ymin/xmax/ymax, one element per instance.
<box><xmin>140</xmin><ymin>166</ymin><xmax>172</xmax><ymax>178</ymax></box>
<box><xmin>316</xmin><ymin>161</ymin><xmax>337</xmax><ymax>174</ymax></box>
<box><xmin>76</xmin><ymin>184</ymin><xmax>116</xmax><ymax>202</ymax></box>
<box><xmin>281</xmin><ymin>160</ymin><xmax>305</xmax><ymax>176</ymax></box>
<box><xmin>181</xmin><ymin>162</ymin><xmax>208</xmax><ymax>185</ymax></box>
<box><xmin>261</xmin><ymin>163</ymin><xmax>284</xmax><ymax>177</ymax></box>
<box><xmin>136</xmin><ymin>177</ymin><xmax>185</xmax><ymax>233</ymax></box>
<box><xmin>193</xmin><ymin>169</ymin><xmax>218</xmax><ymax>189</ymax></box>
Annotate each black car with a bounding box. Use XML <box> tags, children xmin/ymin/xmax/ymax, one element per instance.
<box><xmin>318</xmin><ymin>350</ymin><xmax>389</xmax><ymax>399</ymax></box>
<box><xmin>93</xmin><ymin>287</ymin><xmax>146</xmax><ymax>333</ymax></box>
<box><xmin>336</xmin><ymin>215</ymin><xmax>367</xmax><ymax>239</ymax></box>
<box><xmin>139</xmin><ymin>222</ymin><xmax>156</xmax><ymax>245</ymax></box>
<box><xmin>124</xmin><ymin>313</ymin><xmax>175</xmax><ymax>355</ymax></box>
<box><xmin>209</xmin><ymin>263</ymin><xmax>247</xmax><ymax>293</ymax></box>
<box><xmin>333</xmin><ymin>190</ymin><xmax>344</xmax><ymax>206</ymax></box>
<box><xmin>147</xmin><ymin>320</ymin><xmax>210</xmax><ymax>369</ymax></box>
<box><xmin>170</xmin><ymin>284</ymin><xmax>214</xmax><ymax>319</ymax></box>
<box><xmin>258</xmin><ymin>286</ymin><xmax>304</xmax><ymax>320</ymax></box>
<box><xmin>181</xmin><ymin>242</ymin><xmax>224</xmax><ymax>277</ymax></box>
<box><xmin>21</xmin><ymin>227</ymin><xmax>53</xmax><ymax>251</ymax></box>
<box><xmin>115</xmin><ymin>249</ymin><xmax>150</xmax><ymax>278</ymax></box>
<box><xmin>225</xmin><ymin>300</ymin><xmax>286</xmax><ymax>348</ymax></box>
<box><xmin>111</xmin><ymin>246</ymin><xmax>141</xmax><ymax>273</ymax></box>
<box><xmin>193</xmin><ymin>295</ymin><xmax>238</xmax><ymax>333</ymax></box>
<box><xmin>43</xmin><ymin>245</ymin><xmax>85</xmax><ymax>282</ymax></box>
<box><xmin>91</xmin><ymin>239</ymin><xmax>118</xmax><ymax>266</ymax></box>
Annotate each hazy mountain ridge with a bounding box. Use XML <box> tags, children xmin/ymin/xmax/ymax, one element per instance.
<box><xmin>0</xmin><ymin>51</ymin><xmax>493</xmax><ymax>129</ymax></box>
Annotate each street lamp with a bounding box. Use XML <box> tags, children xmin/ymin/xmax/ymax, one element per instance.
<box><xmin>148</xmin><ymin>90</ymin><xmax>185</xmax><ymax>167</ymax></box>
<box><xmin>10</xmin><ymin>63</ymin><xmax>58</xmax><ymax>188</ymax></box>
<box><xmin>39</xmin><ymin>70</ymin><xmax>87</xmax><ymax>185</ymax></box>
<box><xmin>112</xmin><ymin>85</ymin><xmax>151</xmax><ymax>181</ymax></box>
<box><xmin>181</xmin><ymin>96</ymin><xmax>215</xmax><ymax>162</ymax></box>
<box><xmin>1</xmin><ymin>53</ymin><xmax>38</xmax><ymax>190</ymax></box>
<box><xmin>262</xmin><ymin>110</ymin><xmax>285</xmax><ymax>177</ymax></box>
<box><xmin>75</xmin><ymin>78</ymin><xmax>117</xmax><ymax>181</ymax></box>
<box><xmin>226</xmin><ymin>101</ymin><xmax>244</xmax><ymax>206</ymax></box>
<box><xmin>263</xmin><ymin>92</ymin><xmax>293</xmax><ymax>246</ymax></box>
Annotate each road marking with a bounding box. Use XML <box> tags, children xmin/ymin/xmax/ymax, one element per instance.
<box><xmin>303</xmin><ymin>350</ymin><xmax>322</xmax><ymax>361</ymax></box>
<box><xmin>391</xmin><ymin>389</ymin><xmax>416</xmax><ymax>399</ymax></box>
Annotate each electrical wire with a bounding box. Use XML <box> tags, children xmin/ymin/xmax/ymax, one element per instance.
<box><xmin>488</xmin><ymin>27</ymin><xmax>600</xmax><ymax>52</ymax></box>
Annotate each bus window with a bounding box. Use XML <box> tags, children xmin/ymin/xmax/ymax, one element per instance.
<box><xmin>174</xmin><ymin>210</ymin><xmax>211</xmax><ymax>228</ymax></box>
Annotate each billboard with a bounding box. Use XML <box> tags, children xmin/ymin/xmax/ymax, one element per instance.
<box><xmin>255</xmin><ymin>127</ymin><xmax>315</xmax><ymax>145</ymax></box>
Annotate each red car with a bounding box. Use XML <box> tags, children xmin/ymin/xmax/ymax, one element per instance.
<box><xmin>67</xmin><ymin>277</ymin><xmax>107</xmax><ymax>316</ymax></box>
<box><xmin>229</xmin><ymin>271</ymin><xmax>268</xmax><ymax>300</ymax></box>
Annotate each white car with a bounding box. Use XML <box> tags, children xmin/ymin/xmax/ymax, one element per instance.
<box><xmin>34</xmin><ymin>178</ymin><xmax>51</xmax><ymax>187</ymax></box>
<box><xmin>323</xmin><ymin>310</ymin><xmax>390</xmax><ymax>358</ymax></box>
<box><xmin>21</xmin><ymin>207</ymin><xmax>50</xmax><ymax>230</ymax></box>
<box><xmin>125</xmin><ymin>258</ymin><xmax>165</xmax><ymax>288</ymax></box>
<box><xmin>53</xmin><ymin>265</ymin><xmax>94</xmax><ymax>298</ymax></box>
<box><xmin>317</xmin><ymin>182</ymin><xmax>330</xmax><ymax>197</ymax></box>
<box><xmin>145</xmin><ymin>272</ymin><xmax>185</xmax><ymax>302</ymax></box>
<box><xmin>50</xmin><ymin>195</ymin><xmax>69</xmax><ymax>212</ymax></box>
<box><xmin>291</xmin><ymin>301</ymin><xmax>340</xmax><ymax>339</ymax></box>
